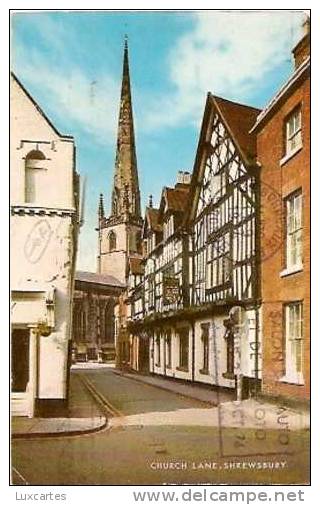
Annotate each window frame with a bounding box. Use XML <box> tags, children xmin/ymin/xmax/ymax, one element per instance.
<box><xmin>284</xmin><ymin>106</ymin><xmax>302</xmax><ymax>157</ymax></box>
<box><xmin>177</xmin><ymin>328</ymin><xmax>189</xmax><ymax>371</ymax></box>
<box><xmin>284</xmin><ymin>190</ymin><xmax>303</xmax><ymax>272</ymax></box>
<box><xmin>281</xmin><ymin>301</ymin><xmax>304</xmax><ymax>385</ymax></box>
<box><xmin>206</xmin><ymin>233</ymin><xmax>231</xmax><ymax>290</ymax></box>
<box><xmin>108</xmin><ymin>230</ymin><xmax>117</xmax><ymax>252</ymax></box>
<box><xmin>24</xmin><ymin>150</ymin><xmax>47</xmax><ymax>204</ymax></box>
<box><xmin>155</xmin><ymin>333</ymin><xmax>161</xmax><ymax>367</ymax></box>
<box><xmin>200</xmin><ymin>323</ymin><xmax>210</xmax><ymax>374</ymax></box>
<box><xmin>165</xmin><ymin>330</ymin><xmax>172</xmax><ymax>368</ymax></box>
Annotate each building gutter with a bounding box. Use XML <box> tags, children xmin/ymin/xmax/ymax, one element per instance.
<box><xmin>250</xmin><ymin>56</ymin><xmax>310</xmax><ymax>133</ymax></box>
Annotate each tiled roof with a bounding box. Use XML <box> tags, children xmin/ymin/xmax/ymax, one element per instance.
<box><xmin>146</xmin><ymin>207</ymin><xmax>162</xmax><ymax>232</ymax></box>
<box><xmin>75</xmin><ymin>270</ymin><xmax>124</xmax><ymax>288</ymax></box>
<box><xmin>212</xmin><ymin>95</ymin><xmax>261</xmax><ymax>162</ymax></box>
<box><xmin>164</xmin><ymin>186</ymin><xmax>190</xmax><ymax>213</ymax></box>
<box><xmin>128</xmin><ymin>257</ymin><xmax>144</xmax><ymax>275</ymax></box>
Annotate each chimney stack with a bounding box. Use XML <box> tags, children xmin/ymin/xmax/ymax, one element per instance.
<box><xmin>176</xmin><ymin>170</ymin><xmax>191</xmax><ymax>187</ymax></box>
<box><xmin>292</xmin><ymin>15</ymin><xmax>310</xmax><ymax>70</ymax></box>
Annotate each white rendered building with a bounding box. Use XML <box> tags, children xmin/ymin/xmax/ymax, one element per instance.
<box><xmin>10</xmin><ymin>73</ymin><xmax>79</xmax><ymax>417</ymax></box>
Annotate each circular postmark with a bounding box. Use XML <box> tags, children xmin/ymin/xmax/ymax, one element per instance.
<box><xmin>24</xmin><ymin>218</ymin><xmax>53</xmax><ymax>264</ymax></box>
<box><xmin>259</xmin><ymin>180</ymin><xmax>283</xmax><ymax>263</ymax></box>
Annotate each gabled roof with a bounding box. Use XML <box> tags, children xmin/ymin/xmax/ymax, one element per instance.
<box><xmin>185</xmin><ymin>93</ymin><xmax>260</xmax><ymax>225</ymax></box>
<box><xmin>147</xmin><ymin>207</ymin><xmax>162</xmax><ymax>232</ymax></box>
<box><xmin>11</xmin><ymin>72</ymin><xmax>73</xmax><ymax>140</ymax></box>
<box><xmin>128</xmin><ymin>257</ymin><xmax>144</xmax><ymax>276</ymax></box>
<box><xmin>213</xmin><ymin>95</ymin><xmax>261</xmax><ymax>163</ymax></box>
<box><xmin>159</xmin><ymin>185</ymin><xmax>190</xmax><ymax>217</ymax></box>
<box><xmin>75</xmin><ymin>270</ymin><xmax>124</xmax><ymax>288</ymax></box>
<box><xmin>142</xmin><ymin>206</ymin><xmax>162</xmax><ymax>237</ymax></box>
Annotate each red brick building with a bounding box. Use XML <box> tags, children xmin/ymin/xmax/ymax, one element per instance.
<box><xmin>253</xmin><ymin>22</ymin><xmax>310</xmax><ymax>402</ymax></box>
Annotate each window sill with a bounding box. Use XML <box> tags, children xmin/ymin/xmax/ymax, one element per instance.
<box><xmin>279</xmin><ymin>375</ymin><xmax>304</xmax><ymax>386</ymax></box>
<box><xmin>280</xmin><ymin>265</ymin><xmax>303</xmax><ymax>278</ymax></box>
<box><xmin>176</xmin><ymin>366</ymin><xmax>189</xmax><ymax>373</ymax></box>
<box><xmin>222</xmin><ymin>372</ymin><xmax>235</xmax><ymax>380</ymax></box>
<box><xmin>280</xmin><ymin>145</ymin><xmax>303</xmax><ymax>166</ymax></box>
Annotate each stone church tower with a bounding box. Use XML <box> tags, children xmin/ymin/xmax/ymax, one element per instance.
<box><xmin>97</xmin><ymin>38</ymin><xmax>143</xmax><ymax>283</ymax></box>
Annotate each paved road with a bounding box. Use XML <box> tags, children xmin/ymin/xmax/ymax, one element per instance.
<box><xmin>11</xmin><ymin>367</ymin><xmax>309</xmax><ymax>485</ymax></box>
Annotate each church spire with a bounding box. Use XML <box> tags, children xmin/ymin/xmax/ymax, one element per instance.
<box><xmin>111</xmin><ymin>37</ymin><xmax>141</xmax><ymax>221</ymax></box>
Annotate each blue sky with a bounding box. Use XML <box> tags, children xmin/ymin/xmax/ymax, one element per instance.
<box><xmin>11</xmin><ymin>10</ymin><xmax>305</xmax><ymax>271</ymax></box>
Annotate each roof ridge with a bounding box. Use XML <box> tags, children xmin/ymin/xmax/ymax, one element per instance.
<box><xmin>11</xmin><ymin>72</ymin><xmax>74</xmax><ymax>140</ymax></box>
<box><xmin>212</xmin><ymin>94</ymin><xmax>262</xmax><ymax>113</ymax></box>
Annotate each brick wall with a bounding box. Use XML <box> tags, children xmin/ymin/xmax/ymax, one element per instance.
<box><xmin>257</xmin><ymin>75</ymin><xmax>310</xmax><ymax>400</ymax></box>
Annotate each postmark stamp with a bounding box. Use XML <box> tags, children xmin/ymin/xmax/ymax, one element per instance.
<box><xmin>215</xmin><ymin>304</ymin><xmax>305</xmax><ymax>459</ymax></box>
<box><xmin>24</xmin><ymin>218</ymin><xmax>53</xmax><ymax>264</ymax></box>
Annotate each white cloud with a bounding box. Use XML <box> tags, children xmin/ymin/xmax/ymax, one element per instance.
<box><xmin>143</xmin><ymin>10</ymin><xmax>306</xmax><ymax>130</ymax></box>
<box><xmin>13</xmin><ymin>48</ymin><xmax>119</xmax><ymax>145</ymax></box>
<box><xmin>12</xmin><ymin>11</ymin><xmax>307</xmax><ymax>143</ymax></box>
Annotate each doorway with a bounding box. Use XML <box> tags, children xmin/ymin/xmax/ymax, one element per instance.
<box><xmin>11</xmin><ymin>328</ymin><xmax>30</xmax><ymax>393</ymax></box>
<box><xmin>139</xmin><ymin>338</ymin><xmax>150</xmax><ymax>373</ymax></box>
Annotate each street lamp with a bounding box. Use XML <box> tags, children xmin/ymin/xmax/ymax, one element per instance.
<box><xmin>34</xmin><ymin>319</ymin><xmax>52</xmax><ymax>338</ymax></box>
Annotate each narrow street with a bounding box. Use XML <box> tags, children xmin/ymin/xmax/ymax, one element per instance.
<box><xmin>11</xmin><ymin>366</ymin><xmax>310</xmax><ymax>485</ymax></box>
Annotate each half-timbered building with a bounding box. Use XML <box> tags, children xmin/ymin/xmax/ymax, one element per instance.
<box><xmin>186</xmin><ymin>94</ymin><xmax>261</xmax><ymax>395</ymax></box>
<box><xmin>127</xmin><ymin>172</ymin><xmax>191</xmax><ymax>379</ymax></box>
<box><xmin>128</xmin><ymin>95</ymin><xmax>262</xmax><ymax>398</ymax></box>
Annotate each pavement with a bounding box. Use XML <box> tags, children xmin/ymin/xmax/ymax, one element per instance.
<box><xmin>113</xmin><ymin>368</ymin><xmax>234</xmax><ymax>405</ymax></box>
<box><xmin>11</xmin><ymin>371</ymin><xmax>107</xmax><ymax>439</ymax></box>
<box><xmin>111</xmin><ymin>369</ymin><xmax>310</xmax><ymax>431</ymax></box>
<box><xmin>11</xmin><ymin>365</ymin><xmax>310</xmax><ymax>439</ymax></box>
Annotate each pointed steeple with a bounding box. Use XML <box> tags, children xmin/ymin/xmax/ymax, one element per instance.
<box><xmin>111</xmin><ymin>37</ymin><xmax>141</xmax><ymax>221</ymax></box>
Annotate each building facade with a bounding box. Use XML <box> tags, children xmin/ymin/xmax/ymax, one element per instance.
<box><xmin>126</xmin><ymin>22</ymin><xmax>310</xmax><ymax>405</ymax></box>
<box><xmin>253</xmin><ymin>23</ymin><xmax>310</xmax><ymax>402</ymax></box>
<box><xmin>72</xmin><ymin>271</ymin><xmax>124</xmax><ymax>362</ymax></box>
<box><xmin>127</xmin><ymin>94</ymin><xmax>262</xmax><ymax>398</ymax></box>
<box><xmin>10</xmin><ymin>73</ymin><xmax>80</xmax><ymax>417</ymax></box>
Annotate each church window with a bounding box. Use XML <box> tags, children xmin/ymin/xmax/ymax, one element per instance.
<box><xmin>108</xmin><ymin>231</ymin><xmax>117</xmax><ymax>251</ymax></box>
